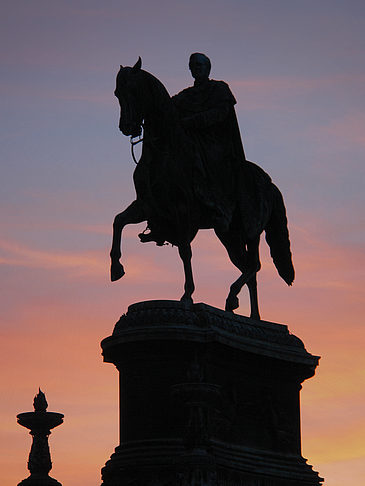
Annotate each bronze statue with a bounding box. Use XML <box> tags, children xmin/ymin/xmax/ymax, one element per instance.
<box><xmin>110</xmin><ymin>56</ymin><xmax>294</xmax><ymax>319</ymax></box>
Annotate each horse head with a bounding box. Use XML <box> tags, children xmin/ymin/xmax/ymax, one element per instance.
<box><xmin>115</xmin><ymin>57</ymin><xmax>144</xmax><ymax>138</ymax></box>
<box><xmin>115</xmin><ymin>58</ymin><xmax>172</xmax><ymax>140</ymax></box>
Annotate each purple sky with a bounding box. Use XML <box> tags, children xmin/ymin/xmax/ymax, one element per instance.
<box><xmin>1</xmin><ymin>1</ymin><xmax>364</xmax><ymax>485</ymax></box>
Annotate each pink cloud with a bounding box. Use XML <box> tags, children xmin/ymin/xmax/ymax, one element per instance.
<box><xmin>317</xmin><ymin>112</ymin><xmax>365</xmax><ymax>148</ymax></box>
<box><xmin>230</xmin><ymin>73</ymin><xmax>365</xmax><ymax>111</ymax></box>
<box><xmin>0</xmin><ymin>82</ymin><xmax>113</xmax><ymax>106</ymax></box>
<box><xmin>0</xmin><ymin>233</ymin><xmax>181</xmax><ymax>286</ymax></box>
<box><xmin>0</xmin><ymin>238</ymin><xmax>105</xmax><ymax>277</ymax></box>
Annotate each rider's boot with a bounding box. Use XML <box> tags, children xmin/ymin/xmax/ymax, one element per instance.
<box><xmin>138</xmin><ymin>231</ymin><xmax>165</xmax><ymax>246</ymax></box>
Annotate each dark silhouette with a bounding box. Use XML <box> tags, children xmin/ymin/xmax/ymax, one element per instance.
<box><xmin>17</xmin><ymin>389</ymin><xmax>63</xmax><ymax>486</ymax></box>
<box><xmin>110</xmin><ymin>56</ymin><xmax>294</xmax><ymax>319</ymax></box>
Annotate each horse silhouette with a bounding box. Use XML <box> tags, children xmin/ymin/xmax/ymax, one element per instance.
<box><xmin>110</xmin><ymin>58</ymin><xmax>294</xmax><ymax>319</ymax></box>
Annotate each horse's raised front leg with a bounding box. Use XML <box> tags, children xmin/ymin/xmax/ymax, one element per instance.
<box><xmin>110</xmin><ymin>200</ymin><xmax>145</xmax><ymax>281</ymax></box>
<box><xmin>178</xmin><ymin>242</ymin><xmax>195</xmax><ymax>305</ymax></box>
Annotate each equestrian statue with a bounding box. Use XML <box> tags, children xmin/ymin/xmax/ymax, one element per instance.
<box><xmin>110</xmin><ymin>54</ymin><xmax>294</xmax><ymax>320</ymax></box>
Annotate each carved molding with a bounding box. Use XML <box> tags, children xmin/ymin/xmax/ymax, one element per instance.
<box><xmin>106</xmin><ymin>300</ymin><xmax>319</xmax><ymax>371</ymax></box>
<box><xmin>101</xmin><ymin>439</ymin><xmax>323</xmax><ymax>486</ymax></box>
<box><xmin>113</xmin><ymin>300</ymin><xmax>301</xmax><ymax>347</ymax></box>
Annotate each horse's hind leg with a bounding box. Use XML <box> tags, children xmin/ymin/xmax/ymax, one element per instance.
<box><xmin>178</xmin><ymin>242</ymin><xmax>195</xmax><ymax>305</ymax></box>
<box><xmin>226</xmin><ymin>268</ymin><xmax>260</xmax><ymax>317</ymax></box>
<box><xmin>110</xmin><ymin>200</ymin><xmax>145</xmax><ymax>281</ymax></box>
<box><xmin>225</xmin><ymin>237</ymin><xmax>261</xmax><ymax>318</ymax></box>
<box><xmin>247</xmin><ymin>274</ymin><xmax>260</xmax><ymax>320</ymax></box>
<box><xmin>215</xmin><ymin>230</ymin><xmax>261</xmax><ymax>317</ymax></box>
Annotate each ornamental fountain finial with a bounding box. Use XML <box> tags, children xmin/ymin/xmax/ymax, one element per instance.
<box><xmin>33</xmin><ymin>388</ymin><xmax>48</xmax><ymax>412</ymax></box>
<box><xmin>17</xmin><ymin>389</ymin><xmax>64</xmax><ymax>486</ymax></box>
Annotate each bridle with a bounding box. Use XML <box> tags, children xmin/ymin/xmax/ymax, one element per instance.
<box><xmin>130</xmin><ymin>126</ymin><xmax>144</xmax><ymax>164</ymax></box>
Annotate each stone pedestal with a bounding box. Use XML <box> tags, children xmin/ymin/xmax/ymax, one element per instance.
<box><xmin>101</xmin><ymin>300</ymin><xmax>323</xmax><ymax>485</ymax></box>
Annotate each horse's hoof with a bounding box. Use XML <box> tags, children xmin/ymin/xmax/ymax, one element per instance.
<box><xmin>111</xmin><ymin>262</ymin><xmax>125</xmax><ymax>281</ymax></box>
<box><xmin>225</xmin><ymin>295</ymin><xmax>239</xmax><ymax>312</ymax></box>
<box><xmin>180</xmin><ymin>295</ymin><xmax>193</xmax><ymax>307</ymax></box>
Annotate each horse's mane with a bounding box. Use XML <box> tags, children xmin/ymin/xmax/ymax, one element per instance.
<box><xmin>138</xmin><ymin>69</ymin><xmax>172</xmax><ymax>113</ymax></box>
<box><xmin>133</xmin><ymin>69</ymin><xmax>185</xmax><ymax>147</ymax></box>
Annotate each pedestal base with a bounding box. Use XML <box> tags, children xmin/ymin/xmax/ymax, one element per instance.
<box><xmin>101</xmin><ymin>300</ymin><xmax>323</xmax><ymax>485</ymax></box>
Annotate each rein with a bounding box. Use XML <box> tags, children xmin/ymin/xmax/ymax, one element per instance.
<box><xmin>129</xmin><ymin>126</ymin><xmax>144</xmax><ymax>164</ymax></box>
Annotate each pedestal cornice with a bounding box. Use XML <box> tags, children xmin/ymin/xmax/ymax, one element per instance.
<box><xmin>102</xmin><ymin>300</ymin><xmax>319</xmax><ymax>376</ymax></box>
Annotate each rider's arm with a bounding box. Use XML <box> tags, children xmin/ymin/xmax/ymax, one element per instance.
<box><xmin>181</xmin><ymin>102</ymin><xmax>231</xmax><ymax>129</ymax></box>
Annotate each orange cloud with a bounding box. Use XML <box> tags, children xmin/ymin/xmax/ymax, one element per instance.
<box><xmin>317</xmin><ymin>456</ymin><xmax>365</xmax><ymax>486</ymax></box>
<box><xmin>303</xmin><ymin>419</ymin><xmax>365</xmax><ymax>464</ymax></box>
<box><xmin>1</xmin><ymin>218</ymin><xmax>364</xmax><ymax>486</ymax></box>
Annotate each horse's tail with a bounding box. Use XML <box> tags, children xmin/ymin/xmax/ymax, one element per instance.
<box><xmin>265</xmin><ymin>184</ymin><xmax>295</xmax><ymax>285</ymax></box>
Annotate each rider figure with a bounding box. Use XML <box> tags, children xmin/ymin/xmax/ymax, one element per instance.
<box><xmin>172</xmin><ymin>53</ymin><xmax>247</xmax><ymax>232</ymax></box>
<box><xmin>139</xmin><ymin>53</ymin><xmax>247</xmax><ymax>244</ymax></box>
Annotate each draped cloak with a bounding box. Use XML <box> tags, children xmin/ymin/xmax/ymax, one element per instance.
<box><xmin>135</xmin><ymin>77</ymin><xmax>271</xmax><ymax>246</ymax></box>
<box><xmin>172</xmin><ymin>79</ymin><xmax>247</xmax><ymax>231</ymax></box>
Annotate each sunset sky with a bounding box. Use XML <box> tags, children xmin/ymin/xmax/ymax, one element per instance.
<box><xmin>1</xmin><ymin>1</ymin><xmax>364</xmax><ymax>485</ymax></box>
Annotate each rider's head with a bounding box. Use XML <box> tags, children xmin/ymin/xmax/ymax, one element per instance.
<box><xmin>189</xmin><ymin>53</ymin><xmax>211</xmax><ymax>82</ymax></box>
